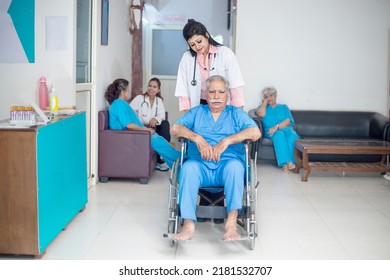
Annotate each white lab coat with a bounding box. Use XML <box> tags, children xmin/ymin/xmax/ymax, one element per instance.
<box><xmin>174</xmin><ymin>45</ymin><xmax>245</xmax><ymax>108</ymax></box>
<box><xmin>130</xmin><ymin>95</ymin><xmax>166</xmax><ymax>126</ymax></box>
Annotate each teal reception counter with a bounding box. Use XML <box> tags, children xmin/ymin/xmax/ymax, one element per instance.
<box><xmin>0</xmin><ymin>113</ymin><xmax>88</xmax><ymax>256</ymax></box>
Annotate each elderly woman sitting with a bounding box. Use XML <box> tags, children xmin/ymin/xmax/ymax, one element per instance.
<box><xmin>256</xmin><ymin>86</ymin><xmax>300</xmax><ymax>172</ymax></box>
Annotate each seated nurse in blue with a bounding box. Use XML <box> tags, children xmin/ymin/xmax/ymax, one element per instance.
<box><xmin>104</xmin><ymin>78</ymin><xmax>180</xmax><ymax>170</ymax></box>
<box><xmin>255</xmin><ymin>86</ymin><xmax>300</xmax><ymax>172</ymax></box>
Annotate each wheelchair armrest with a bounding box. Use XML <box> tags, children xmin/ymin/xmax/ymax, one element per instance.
<box><xmin>242</xmin><ymin>139</ymin><xmax>259</xmax><ymax>161</ymax></box>
<box><xmin>251</xmin><ymin>117</ymin><xmax>264</xmax><ymax>141</ymax></box>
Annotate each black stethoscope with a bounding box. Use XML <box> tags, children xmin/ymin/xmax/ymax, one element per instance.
<box><xmin>141</xmin><ymin>95</ymin><xmax>158</xmax><ymax>117</ymax></box>
<box><xmin>191</xmin><ymin>53</ymin><xmax>216</xmax><ymax>87</ymax></box>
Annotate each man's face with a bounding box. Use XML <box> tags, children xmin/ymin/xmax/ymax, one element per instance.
<box><xmin>206</xmin><ymin>80</ymin><xmax>228</xmax><ymax>112</ymax></box>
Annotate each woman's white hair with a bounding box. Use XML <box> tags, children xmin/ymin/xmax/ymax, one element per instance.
<box><xmin>261</xmin><ymin>86</ymin><xmax>277</xmax><ymax>98</ymax></box>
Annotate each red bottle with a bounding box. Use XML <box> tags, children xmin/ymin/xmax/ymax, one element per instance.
<box><xmin>39</xmin><ymin>76</ymin><xmax>49</xmax><ymax>110</ymax></box>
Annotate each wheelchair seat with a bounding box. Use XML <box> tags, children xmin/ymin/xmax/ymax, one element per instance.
<box><xmin>197</xmin><ymin>188</ymin><xmax>226</xmax><ymax>220</ymax></box>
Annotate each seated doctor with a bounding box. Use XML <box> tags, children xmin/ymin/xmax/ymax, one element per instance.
<box><xmin>130</xmin><ymin>77</ymin><xmax>171</xmax><ymax>171</ymax></box>
<box><xmin>170</xmin><ymin>75</ymin><xmax>261</xmax><ymax>241</ymax></box>
<box><xmin>105</xmin><ymin>78</ymin><xmax>180</xmax><ymax>170</ymax></box>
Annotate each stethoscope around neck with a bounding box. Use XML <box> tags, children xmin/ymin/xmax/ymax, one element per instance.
<box><xmin>141</xmin><ymin>94</ymin><xmax>158</xmax><ymax>117</ymax></box>
<box><xmin>191</xmin><ymin>53</ymin><xmax>216</xmax><ymax>87</ymax></box>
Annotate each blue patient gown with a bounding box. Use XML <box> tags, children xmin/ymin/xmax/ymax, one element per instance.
<box><xmin>108</xmin><ymin>99</ymin><xmax>180</xmax><ymax>168</ymax></box>
<box><xmin>260</xmin><ymin>103</ymin><xmax>300</xmax><ymax>167</ymax></box>
<box><xmin>175</xmin><ymin>105</ymin><xmax>257</xmax><ymax>221</ymax></box>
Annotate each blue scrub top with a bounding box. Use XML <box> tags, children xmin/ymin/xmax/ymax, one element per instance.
<box><xmin>259</xmin><ymin>104</ymin><xmax>295</xmax><ymax>131</ymax></box>
<box><xmin>109</xmin><ymin>98</ymin><xmax>144</xmax><ymax>130</ymax></box>
<box><xmin>176</xmin><ymin>105</ymin><xmax>257</xmax><ymax>168</ymax></box>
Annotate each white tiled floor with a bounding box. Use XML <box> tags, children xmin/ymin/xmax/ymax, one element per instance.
<box><xmin>3</xmin><ymin>163</ymin><xmax>390</xmax><ymax>260</ymax></box>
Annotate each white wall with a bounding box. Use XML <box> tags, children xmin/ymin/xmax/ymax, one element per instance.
<box><xmin>236</xmin><ymin>0</ymin><xmax>390</xmax><ymax>115</ymax></box>
<box><xmin>95</xmin><ymin>0</ymin><xmax>133</xmax><ymax>111</ymax></box>
<box><xmin>0</xmin><ymin>0</ymin><xmax>76</xmax><ymax>119</ymax></box>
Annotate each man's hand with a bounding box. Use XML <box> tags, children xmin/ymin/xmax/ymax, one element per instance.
<box><xmin>196</xmin><ymin>137</ymin><xmax>214</xmax><ymax>161</ymax></box>
<box><xmin>212</xmin><ymin>139</ymin><xmax>229</xmax><ymax>162</ymax></box>
<box><xmin>196</xmin><ymin>137</ymin><xmax>229</xmax><ymax>162</ymax></box>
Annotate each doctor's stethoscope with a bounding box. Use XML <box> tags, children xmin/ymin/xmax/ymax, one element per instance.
<box><xmin>141</xmin><ymin>95</ymin><xmax>158</xmax><ymax>117</ymax></box>
<box><xmin>191</xmin><ymin>53</ymin><xmax>216</xmax><ymax>86</ymax></box>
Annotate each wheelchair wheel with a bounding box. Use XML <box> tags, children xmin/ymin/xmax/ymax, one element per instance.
<box><xmin>248</xmin><ymin>159</ymin><xmax>258</xmax><ymax>250</ymax></box>
<box><xmin>167</xmin><ymin>196</ymin><xmax>179</xmax><ymax>247</ymax></box>
<box><xmin>167</xmin><ymin>219</ymin><xmax>177</xmax><ymax>247</ymax></box>
<box><xmin>166</xmin><ymin>159</ymin><xmax>181</xmax><ymax>247</ymax></box>
<box><xmin>169</xmin><ymin>160</ymin><xmax>180</xmax><ymax>187</ymax></box>
<box><xmin>249</xmin><ymin>221</ymin><xmax>258</xmax><ymax>250</ymax></box>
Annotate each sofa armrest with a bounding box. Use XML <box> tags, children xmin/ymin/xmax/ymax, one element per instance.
<box><xmin>99</xmin><ymin>129</ymin><xmax>153</xmax><ymax>157</ymax></box>
<box><xmin>100</xmin><ymin>129</ymin><xmax>151</xmax><ymax>136</ymax></box>
<box><xmin>369</xmin><ymin>113</ymin><xmax>390</xmax><ymax>141</ymax></box>
<box><xmin>248</xmin><ymin>108</ymin><xmax>258</xmax><ymax>119</ymax></box>
<box><xmin>98</xmin><ymin>129</ymin><xmax>155</xmax><ymax>177</ymax></box>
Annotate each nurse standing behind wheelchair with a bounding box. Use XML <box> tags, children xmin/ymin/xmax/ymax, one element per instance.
<box><xmin>130</xmin><ymin>77</ymin><xmax>171</xmax><ymax>171</ymax></box>
<box><xmin>174</xmin><ymin>19</ymin><xmax>246</xmax><ymax>112</ymax></box>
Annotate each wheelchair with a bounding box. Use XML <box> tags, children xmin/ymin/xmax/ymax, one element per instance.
<box><xmin>165</xmin><ymin>138</ymin><xmax>259</xmax><ymax>250</ymax></box>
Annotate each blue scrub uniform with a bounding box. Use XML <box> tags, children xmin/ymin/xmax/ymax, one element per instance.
<box><xmin>176</xmin><ymin>105</ymin><xmax>257</xmax><ymax>221</ymax></box>
<box><xmin>260</xmin><ymin>104</ymin><xmax>300</xmax><ymax>167</ymax></box>
<box><xmin>109</xmin><ymin>99</ymin><xmax>179</xmax><ymax>168</ymax></box>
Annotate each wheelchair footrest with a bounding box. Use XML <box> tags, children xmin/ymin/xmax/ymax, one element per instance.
<box><xmin>196</xmin><ymin>205</ymin><xmax>227</xmax><ymax>219</ymax></box>
<box><xmin>223</xmin><ymin>235</ymin><xmax>253</xmax><ymax>242</ymax></box>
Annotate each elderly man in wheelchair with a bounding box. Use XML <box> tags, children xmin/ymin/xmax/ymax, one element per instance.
<box><xmin>170</xmin><ymin>75</ymin><xmax>261</xmax><ymax>242</ymax></box>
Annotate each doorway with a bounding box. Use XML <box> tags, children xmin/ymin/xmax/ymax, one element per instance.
<box><xmin>76</xmin><ymin>0</ymin><xmax>96</xmax><ymax>186</ymax></box>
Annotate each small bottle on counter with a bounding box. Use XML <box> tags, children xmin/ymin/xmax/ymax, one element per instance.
<box><xmin>39</xmin><ymin>77</ymin><xmax>49</xmax><ymax>110</ymax></box>
<box><xmin>49</xmin><ymin>86</ymin><xmax>58</xmax><ymax>115</ymax></box>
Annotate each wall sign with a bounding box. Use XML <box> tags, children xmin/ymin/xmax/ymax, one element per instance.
<box><xmin>0</xmin><ymin>0</ymin><xmax>35</xmax><ymax>63</ymax></box>
<box><xmin>101</xmin><ymin>0</ymin><xmax>109</xmax><ymax>45</ymax></box>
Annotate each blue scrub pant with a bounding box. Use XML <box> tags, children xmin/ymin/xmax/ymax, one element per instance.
<box><xmin>178</xmin><ymin>158</ymin><xmax>245</xmax><ymax>222</ymax></box>
<box><xmin>151</xmin><ymin>134</ymin><xmax>180</xmax><ymax>168</ymax></box>
<box><xmin>268</xmin><ymin>127</ymin><xmax>300</xmax><ymax>167</ymax></box>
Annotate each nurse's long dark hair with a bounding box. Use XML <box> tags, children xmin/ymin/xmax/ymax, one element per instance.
<box><xmin>183</xmin><ymin>19</ymin><xmax>222</xmax><ymax>57</ymax></box>
<box><xmin>105</xmin><ymin>78</ymin><xmax>129</xmax><ymax>105</ymax></box>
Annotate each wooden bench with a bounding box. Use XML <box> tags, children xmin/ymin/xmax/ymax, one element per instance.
<box><xmin>293</xmin><ymin>139</ymin><xmax>390</xmax><ymax>181</ymax></box>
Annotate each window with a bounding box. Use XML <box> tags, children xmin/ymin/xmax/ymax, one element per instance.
<box><xmin>147</xmin><ymin>26</ymin><xmax>188</xmax><ymax>78</ymax></box>
<box><xmin>76</xmin><ymin>0</ymin><xmax>92</xmax><ymax>83</ymax></box>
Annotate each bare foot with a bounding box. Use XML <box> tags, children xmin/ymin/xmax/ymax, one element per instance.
<box><xmin>224</xmin><ymin>210</ymin><xmax>240</xmax><ymax>241</ymax></box>
<box><xmin>282</xmin><ymin>165</ymin><xmax>290</xmax><ymax>173</ymax></box>
<box><xmin>287</xmin><ymin>162</ymin><xmax>296</xmax><ymax>170</ymax></box>
<box><xmin>173</xmin><ymin>220</ymin><xmax>195</xmax><ymax>241</ymax></box>
<box><xmin>224</xmin><ymin>224</ymin><xmax>240</xmax><ymax>241</ymax></box>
